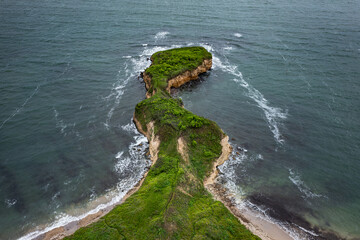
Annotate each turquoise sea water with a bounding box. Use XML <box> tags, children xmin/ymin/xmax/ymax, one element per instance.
<box><xmin>1</xmin><ymin>0</ymin><xmax>359</xmax><ymax>239</ymax></box>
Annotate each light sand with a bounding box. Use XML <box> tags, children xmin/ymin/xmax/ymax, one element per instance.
<box><xmin>204</xmin><ymin>135</ymin><xmax>293</xmax><ymax>240</ymax></box>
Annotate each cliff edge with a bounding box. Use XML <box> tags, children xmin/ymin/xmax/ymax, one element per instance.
<box><xmin>65</xmin><ymin>46</ymin><xmax>260</xmax><ymax>240</ymax></box>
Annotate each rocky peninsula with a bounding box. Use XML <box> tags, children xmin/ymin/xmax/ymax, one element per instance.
<box><xmin>65</xmin><ymin>46</ymin><xmax>260</xmax><ymax>239</ymax></box>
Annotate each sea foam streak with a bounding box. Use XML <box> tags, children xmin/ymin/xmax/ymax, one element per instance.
<box><xmin>288</xmin><ymin>169</ymin><xmax>323</xmax><ymax>199</ymax></box>
<box><xmin>0</xmin><ymin>84</ymin><xmax>39</xmax><ymax>130</ymax></box>
<box><xmin>19</xmin><ymin>120</ymin><xmax>151</xmax><ymax>240</ymax></box>
<box><xmin>201</xmin><ymin>44</ymin><xmax>287</xmax><ymax>145</ymax></box>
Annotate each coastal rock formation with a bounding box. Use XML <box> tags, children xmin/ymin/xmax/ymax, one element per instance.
<box><xmin>65</xmin><ymin>47</ymin><xmax>260</xmax><ymax>240</ymax></box>
<box><xmin>143</xmin><ymin>58</ymin><xmax>212</xmax><ymax>97</ymax></box>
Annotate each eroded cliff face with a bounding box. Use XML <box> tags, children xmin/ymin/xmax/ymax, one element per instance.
<box><xmin>65</xmin><ymin>47</ymin><xmax>260</xmax><ymax>240</ymax></box>
<box><xmin>133</xmin><ymin>117</ymin><xmax>160</xmax><ymax>164</ymax></box>
<box><xmin>142</xmin><ymin>59</ymin><xmax>212</xmax><ymax>98</ymax></box>
<box><xmin>166</xmin><ymin>59</ymin><xmax>212</xmax><ymax>91</ymax></box>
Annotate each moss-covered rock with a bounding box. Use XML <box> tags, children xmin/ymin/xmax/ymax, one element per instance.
<box><xmin>65</xmin><ymin>47</ymin><xmax>260</xmax><ymax>240</ymax></box>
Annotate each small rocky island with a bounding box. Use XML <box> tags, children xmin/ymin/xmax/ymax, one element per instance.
<box><xmin>66</xmin><ymin>47</ymin><xmax>260</xmax><ymax>239</ymax></box>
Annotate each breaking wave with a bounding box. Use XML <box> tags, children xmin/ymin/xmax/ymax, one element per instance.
<box><xmin>154</xmin><ymin>31</ymin><xmax>170</xmax><ymax>40</ymax></box>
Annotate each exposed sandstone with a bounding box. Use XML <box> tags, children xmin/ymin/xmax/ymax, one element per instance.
<box><xmin>142</xmin><ymin>58</ymin><xmax>212</xmax><ymax>98</ymax></box>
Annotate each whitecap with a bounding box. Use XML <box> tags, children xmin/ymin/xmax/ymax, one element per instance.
<box><xmin>234</xmin><ymin>33</ymin><xmax>243</xmax><ymax>38</ymax></box>
<box><xmin>154</xmin><ymin>31</ymin><xmax>169</xmax><ymax>40</ymax></box>
<box><xmin>223</xmin><ymin>46</ymin><xmax>233</xmax><ymax>51</ymax></box>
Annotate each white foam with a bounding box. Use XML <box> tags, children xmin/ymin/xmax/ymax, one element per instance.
<box><xmin>19</xmin><ymin>120</ymin><xmax>151</xmax><ymax>240</ymax></box>
<box><xmin>200</xmin><ymin>43</ymin><xmax>215</xmax><ymax>53</ymax></box>
<box><xmin>104</xmin><ymin>43</ymin><xmax>186</xmax><ymax>129</ymax></box>
<box><xmin>217</xmin><ymin>146</ymin><xmax>311</xmax><ymax>240</ymax></box>
<box><xmin>295</xmin><ymin>224</ymin><xmax>319</xmax><ymax>237</ymax></box>
<box><xmin>204</xmin><ymin>46</ymin><xmax>287</xmax><ymax>144</ymax></box>
<box><xmin>115</xmin><ymin>151</ymin><xmax>124</xmax><ymax>159</ymax></box>
<box><xmin>234</xmin><ymin>33</ymin><xmax>243</xmax><ymax>38</ymax></box>
<box><xmin>218</xmin><ymin>143</ymin><xmax>249</xmax><ymax>196</ymax></box>
<box><xmin>104</xmin><ymin>43</ymin><xmax>183</xmax><ymax>128</ymax></box>
<box><xmin>223</xmin><ymin>46</ymin><xmax>234</xmax><ymax>51</ymax></box>
<box><xmin>51</xmin><ymin>192</ymin><xmax>60</xmax><ymax>201</ymax></box>
<box><xmin>121</xmin><ymin>120</ymin><xmax>138</xmax><ymax>134</ymax></box>
<box><xmin>53</xmin><ymin>109</ymin><xmax>78</xmax><ymax>137</ymax></box>
<box><xmin>5</xmin><ymin>199</ymin><xmax>17</xmax><ymax>208</ymax></box>
<box><xmin>288</xmin><ymin>169</ymin><xmax>323</xmax><ymax>199</ymax></box>
<box><xmin>154</xmin><ymin>31</ymin><xmax>169</xmax><ymax>40</ymax></box>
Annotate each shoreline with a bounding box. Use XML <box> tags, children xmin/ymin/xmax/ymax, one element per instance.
<box><xmin>23</xmin><ymin>135</ymin><xmax>295</xmax><ymax>240</ymax></box>
<box><xmin>204</xmin><ymin>138</ymin><xmax>294</xmax><ymax>240</ymax></box>
<box><xmin>20</xmin><ymin>118</ymin><xmax>158</xmax><ymax>240</ymax></box>
<box><xmin>23</xmin><ymin>47</ymin><xmax>296</xmax><ymax>240</ymax></box>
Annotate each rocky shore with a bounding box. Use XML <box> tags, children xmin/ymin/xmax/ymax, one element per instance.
<box><xmin>26</xmin><ymin>46</ymin><xmax>303</xmax><ymax>240</ymax></box>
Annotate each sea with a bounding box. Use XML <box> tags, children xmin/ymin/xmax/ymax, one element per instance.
<box><xmin>0</xmin><ymin>0</ymin><xmax>359</xmax><ymax>239</ymax></box>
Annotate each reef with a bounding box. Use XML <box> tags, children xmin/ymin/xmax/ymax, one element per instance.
<box><xmin>65</xmin><ymin>46</ymin><xmax>260</xmax><ymax>240</ymax></box>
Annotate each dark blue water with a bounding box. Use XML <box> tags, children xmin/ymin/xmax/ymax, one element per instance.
<box><xmin>1</xmin><ymin>0</ymin><xmax>359</xmax><ymax>239</ymax></box>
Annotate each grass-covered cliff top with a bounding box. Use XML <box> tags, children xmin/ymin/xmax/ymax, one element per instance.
<box><xmin>144</xmin><ymin>46</ymin><xmax>212</xmax><ymax>93</ymax></box>
<box><xmin>66</xmin><ymin>47</ymin><xmax>260</xmax><ymax>240</ymax></box>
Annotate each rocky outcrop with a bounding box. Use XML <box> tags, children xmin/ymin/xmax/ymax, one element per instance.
<box><xmin>65</xmin><ymin>47</ymin><xmax>260</xmax><ymax>240</ymax></box>
<box><xmin>166</xmin><ymin>59</ymin><xmax>212</xmax><ymax>91</ymax></box>
<box><xmin>143</xmin><ymin>59</ymin><xmax>212</xmax><ymax>98</ymax></box>
<box><xmin>204</xmin><ymin>136</ymin><xmax>231</xmax><ymax>187</ymax></box>
<box><xmin>133</xmin><ymin>117</ymin><xmax>160</xmax><ymax>164</ymax></box>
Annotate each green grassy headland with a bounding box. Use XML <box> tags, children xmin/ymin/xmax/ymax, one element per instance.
<box><xmin>144</xmin><ymin>46</ymin><xmax>212</xmax><ymax>95</ymax></box>
<box><xmin>65</xmin><ymin>47</ymin><xmax>260</xmax><ymax>240</ymax></box>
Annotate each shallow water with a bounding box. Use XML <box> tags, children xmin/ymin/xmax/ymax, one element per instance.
<box><xmin>1</xmin><ymin>0</ymin><xmax>359</xmax><ymax>239</ymax></box>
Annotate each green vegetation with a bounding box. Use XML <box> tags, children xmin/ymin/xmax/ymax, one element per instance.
<box><xmin>65</xmin><ymin>47</ymin><xmax>260</xmax><ymax>240</ymax></box>
<box><xmin>145</xmin><ymin>46</ymin><xmax>212</xmax><ymax>93</ymax></box>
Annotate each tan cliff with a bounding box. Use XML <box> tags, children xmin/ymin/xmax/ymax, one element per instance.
<box><xmin>142</xmin><ymin>58</ymin><xmax>212</xmax><ymax>98</ymax></box>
